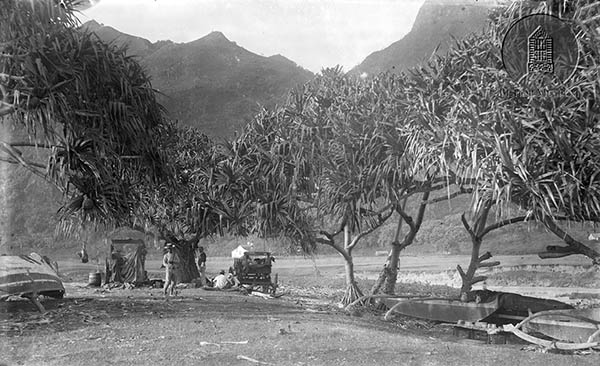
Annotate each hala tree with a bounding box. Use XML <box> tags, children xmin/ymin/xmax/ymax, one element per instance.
<box><xmin>133</xmin><ymin>122</ymin><xmax>217</xmax><ymax>282</ymax></box>
<box><xmin>437</xmin><ymin>0</ymin><xmax>600</xmax><ymax>284</ymax></box>
<box><xmin>138</xmin><ymin>109</ymin><xmax>318</xmax><ymax>283</ymax></box>
<box><xmin>225</xmin><ymin>67</ymin><xmax>401</xmax><ymax>305</ymax></box>
<box><xmin>285</xmin><ymin>68</ymin><xmax>397</xmax><ymax>304</ymax></box>
<box><xmin>369</xmin><ymin>0</ymin><xmax>600</xmax><ymax>298</ymax></box>
<box><xmin>1</xmin><ymin>0</ymin><xmax>170</xmax><ymax>234</ymax></box>
<box><xmin>363</xmin><ymin>62</ymin><xmax>480</xmax><ymax>296</ymax></box>
<box><xmin>474</xmin><ymin>2</ymin><xmax>600</xmax><ymax>264</ymax></box>
<box><xmin>263</xmin><ymin>67</ymin><xmax>474</xmax><ymax>303</ymax></box>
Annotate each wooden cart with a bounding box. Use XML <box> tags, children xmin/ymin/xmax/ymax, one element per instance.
<box><xmin>233</xmin><ymin>251</ymin><xmax>277</xmax><ymax>294</ymax></box>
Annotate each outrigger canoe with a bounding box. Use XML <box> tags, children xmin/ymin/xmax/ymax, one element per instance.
<box><xmin>0</xmin><ymin>253</ymin><xmax>65</xmax><ymax>307</ymax></box>
<box><xmin>381</xmin><ymin>290</ymin><xmax>573</xmax><ymax>323</ymax></box>
<box><xmin>381</xmin><ymin>296</ymin><xmax>500</xmax><ymax>323</ymax></box>
<box><xmin>381</xmin><ymin>290</ymin><xmax>598</xmax><ymax>350</ymax></box>
<box><xmin>521</xmin><ymin>308</ymin><xmax>600</xmax><ymax>344</ymax></box>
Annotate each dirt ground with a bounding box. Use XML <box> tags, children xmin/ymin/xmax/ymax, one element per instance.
<box><xmin>1</xmin><ymin>255</ymin><xmax>599</xmax><ymax>365</ymax></box>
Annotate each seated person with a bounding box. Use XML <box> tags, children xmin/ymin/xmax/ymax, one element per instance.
<box><xmin>213</xmin><ymin>270</ymin><xmax>240</xmax><ymax>290</ymax></box>
<box><xmin>228</xmin><ymin>267</ymin><xmax>241</xmax><ymax>287</ymax></box>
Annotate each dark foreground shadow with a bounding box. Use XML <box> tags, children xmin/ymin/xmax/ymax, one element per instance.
<box><xmin>1</xmin><ymin>286</ymin><xmax>396</xmax><ymax>338</ymax></box>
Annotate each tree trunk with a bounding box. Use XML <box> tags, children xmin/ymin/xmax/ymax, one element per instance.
<box><xmin>165</xmin><ymin>234</ymin><xmax>200</xmax><ymax>283</ymax></box>
<box><xmin>341</xmin><ymin>256</ymin><xmax>363</xmax><ymax>305</ymax></box>
<box><xmin>382</xmin><ymin>196</ymin><xmax>427</xmax><ymax>294</ymax></box>
<box><xmin>177</xmin><ymin>242</ymin><xmax>199</xmax><ymax>283</ymax></box>
<box><xmin>372</xmin><ymin>192</ymin><xmax>429</xmax><ymax>296</ymax></box>
<box><xmin>371</xmin><ymin>201</ymin><xmax>406</xmax><ymax>296</ymax></box>
<box><xmin>383</xmin><ymin>241</ymin><xmax>404</xmax><ymax>294</ymax></box>
<box><xmin>370</xmin><ymin>253</ymin><xmax>393</xmax><ymax>296</ymax></box>
<box><xmin>460</xmin><ymin>238</ymin><xmax>482</xmax><ymax>294</ymax></box>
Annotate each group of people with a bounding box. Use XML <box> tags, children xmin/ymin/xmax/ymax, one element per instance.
<box><xmin>161</xmin><ymin>243</ymin><xmax>240</xmax><ymax>296</ymax></box>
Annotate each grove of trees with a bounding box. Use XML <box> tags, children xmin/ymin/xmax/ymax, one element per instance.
<box><xmin>2</xmin><ymin>0</ymin><xmax>599</xmax><ymax>306</ymax></box>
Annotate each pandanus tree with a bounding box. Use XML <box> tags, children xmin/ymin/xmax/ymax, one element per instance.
<box><xmin>370</xmin><ymin>0</ymin><xmax>600</xmax><ymax>296</ymax></box>
<box><xmin>365</xmin><ymin>59</ymin><xmax>482</xmax><ymax>296</ymax></box>
<box><xmin>236</xmin><ymin>67</ymin><xmax>400</xmax><ymax>305</ymax></box>
<box><xmin>275</xmin><ymin>67</ymin><xmax>474</xmax><ymax>301</ymax></box>
<box><xmin>133</xmin><ymin>123</ymin><xmax>217</xmax><ymax>281</ymax></box>
<box><xmin>441</xmin><ymin>0</ymin><xmax>600</xmax><ymax>295</ymax></box>
<box><xmin>1</xmin><ymin>1</ymin><xmax>170</xmax><ymax>237</ymax></box>
<box><xmin>288</xmin><ymin>68</ymin><xmax>397</xmax><ymax>304</ymax></box>
<box><xmin>141</xmin><ymin>107</ymin><xmax>319</xmax><ymax>282</ymax></box>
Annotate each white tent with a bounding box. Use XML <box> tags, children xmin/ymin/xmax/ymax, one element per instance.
<box><xmin>231</xmin><ymin>245</ymin><xmax>248</xmax><ymax>259</ymax></box>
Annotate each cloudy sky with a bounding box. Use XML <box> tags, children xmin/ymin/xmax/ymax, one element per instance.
<box><xmin>79</xmin><ymin>0</ymin><xmax>425</xmax><ymax>73</ymax></box>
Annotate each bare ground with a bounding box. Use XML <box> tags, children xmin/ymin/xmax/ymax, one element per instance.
<box><xmin>1</xmin><ymin>255</ymin><xmax>599</xmax><ymax>365</ymax></box>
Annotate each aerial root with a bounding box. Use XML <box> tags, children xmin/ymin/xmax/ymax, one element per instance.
<box><xmin>340</xmin><ymin>282</ymin><xmax>364</xmax><ymax>306</ymax></box>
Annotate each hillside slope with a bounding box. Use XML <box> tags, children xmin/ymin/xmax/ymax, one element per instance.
<box><xmin>351</xmin><ymin>0</ymin><xmax>497</xmax><ymax>77</ymax></box>
<box><xmin>81</xmin><ymin>21</ymin><xmax>314</xmax><ymax>138</ymax></box>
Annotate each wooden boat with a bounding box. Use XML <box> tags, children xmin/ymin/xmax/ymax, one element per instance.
<box><xmin>0</xmin><ymin>253</ymin><xmax>65</xmax><ymax>302</ymax></box>
<box><xmin>381</xmin><ymin>296</ymin><xmax>500</xmax><ymax>323</ymax></box>
<box><xmin>521</xmin><ymin>308</ymin><xmax>600</xmax><ymax>344</ymax></box>
<box><xmin>381</xmin><ymin>291</ymin><xmax>573</xmax><ymax>324</ymax></box>
<box><xmin>505</xmin><ymin>309</ymin><xmax>600</xmax><ymax>350</ymax></box>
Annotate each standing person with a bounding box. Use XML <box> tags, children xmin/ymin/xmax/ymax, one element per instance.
<box><xmin>162</xmin><ymin>243</ymin><xmax>180</xmax><ymax>297</ymax></box>
<box><xmin>195</xmin><ymin>246</ymin><xmax>207</xmax><ymax>286</ymax></box>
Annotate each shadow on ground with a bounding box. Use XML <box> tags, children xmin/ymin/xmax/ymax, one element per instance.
<box><xmin>0</xmin><ymin>284</ymin><xmax>422</xmax><ymax>339</ymax></box>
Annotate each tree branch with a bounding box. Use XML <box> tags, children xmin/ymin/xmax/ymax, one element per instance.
<box><xmin>413</xmin><ymin>190</ymin><xmax>430</xmax><ymax>232</ymax></box>
<box><xmin>359</xmin><ymin>203</ymin><xmax>393</xmax><ymax>217</ymax></box>
<box><xmin>424</xmin><ymin>188</ymin><xmax>473</xmax><ymax>205</ymax></box>
<box><xmin>478</xmin><ymin>251</ymin><xmax>492</xmax><ymax>262</ymax></box>
<box><xmin>318</xmin><ymin>230</ymin><xmax>335</xmax><ymax>243</ymax></box>
<box><xmin>461</xmin><ymin>213</ymin><xmax>475</xmax><ymax>239</ymax></box>
<box><xmin>480</xmin><ymin>216</ymin><xmax>529</xmax><ymax>237</ymax></box>
<box><xmin>4</xmin><ymin>141</ymin><xmax>56</xmax><ymax>149</ymax></box>
<box><xmin>317</xmin><ymin>236</ymin><xmax>349</xmax><ymax>261</ymax></box>
<box><xmin>396</xmin><ymin>206</ymin><xmax>415</xmax><ymax>233</ymax></box>
<box><xmin>0</xmin><ymin>155</ymin><xmax>47</xmax><ymax>170</ymax></box>
<box><xmin>478</xmin><ymin>261</ymin><xmax>500</xmax><ymax>268</ymax></box>
<box><xmin>542</xmin><ymin>217</ymin><xmax>600</xmax><ymax>263</ymax></box>
<box><xmin>470</xmin><ymin>275</ymin><xmax>487</xmax><ymax>286</ymax></box>
<box><xmin>348</xmin><ymin>205</ymin><xmax>395</xmax><ymax>250</ymax></box>
<box><xmin>456</xmin><ymin>264</ymin><xmax>466</xmax><ymax>280</ymax></box>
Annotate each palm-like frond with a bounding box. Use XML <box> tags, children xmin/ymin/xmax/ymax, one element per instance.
<box><xmin>1</xmin><ymin>0</ymin><xmax>170</xmax><ymax>231</ymax></box>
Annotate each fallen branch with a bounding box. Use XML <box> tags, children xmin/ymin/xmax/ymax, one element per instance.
<box><xmin>236</xmin><ymin>355</ymin><xmax>272</xmax><ymax>365</ymax></box>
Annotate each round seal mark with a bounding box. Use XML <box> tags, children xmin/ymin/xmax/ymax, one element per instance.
<box><xmin>501</xmin><ymin>14</ymin><xmax>579</xmax><ymax>83</ymax></box>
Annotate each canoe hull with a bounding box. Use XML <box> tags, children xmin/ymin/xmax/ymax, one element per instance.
<box><xmin>0</xmin><ymin>253</ymin><xmax>65</xmax><ymax>299</ymax></box>
<box><xmin>524</xmin><ymin>308</ymin><xmax>600</xmax><ymax>343</ymax></box>
<box><xmin>381</xmin><ymin>297</ymin><xmax>500</xmax><ymax>323</ymax></box>
<box><xmin>382</xmin><ymin>291</ymin><xmax>575</xmax><ymax>324</ymax></box>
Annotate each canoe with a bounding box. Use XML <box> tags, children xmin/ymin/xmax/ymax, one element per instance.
<box><xmin>381</xmin><ymin>296</ymin><xmax>500</xmax><ymax>323</ymax></box>
<box><xmin>381</xmin><ymin>291</ymin><xmax>574</xmax><ymax>324</ymax></box>
<box><xmin>0</xmin><ymin>253</ymin><xmax>65</xmax><ymax>300</ymax></box>
<box><xmin>522</xmin><ymin>308</ymin><xmax>600</xmax><ymax>344</ymax></box>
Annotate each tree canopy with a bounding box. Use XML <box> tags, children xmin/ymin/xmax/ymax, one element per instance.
<box><xmin>1</xmin><ymin>0</ymin><xmax>170</xmax><ymax>231</ymax></box>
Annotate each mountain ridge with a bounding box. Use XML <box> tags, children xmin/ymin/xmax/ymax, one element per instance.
<box><xmin>80</xmin><ymin>20</ymin><xmax>314</xmax><ymax>138</ymax></box>
<box><xmin>351</xmin><ymin>0</ymin><xmax>497</xmax><ymax>77</ymax></box>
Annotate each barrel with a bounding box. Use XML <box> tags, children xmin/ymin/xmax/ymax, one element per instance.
<box><xmin>88</xmin><ymin>272</ymin><xmax>102</xmax><ymax>287</ymax></box>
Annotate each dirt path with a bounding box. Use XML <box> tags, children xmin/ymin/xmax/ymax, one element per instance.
<box><xmin>1</xmin><ymin>283</ymin><xmax>599</xmax><ymax>366</ymax></box>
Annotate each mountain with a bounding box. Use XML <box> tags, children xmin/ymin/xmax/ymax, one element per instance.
<box><xmin>351</xmin><ymin>0</ymin><xmax>500</xmax><ymax>77</ymax></box>
<box><xmin>81</xmin><ymin>21</ymin><xmax>314</xmax><ymax>138</ymax></box>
